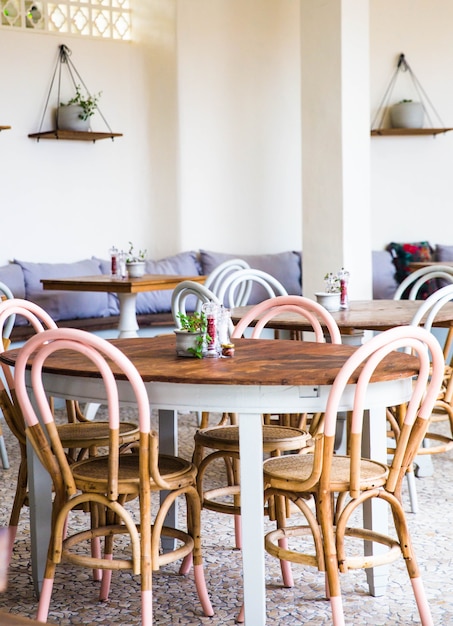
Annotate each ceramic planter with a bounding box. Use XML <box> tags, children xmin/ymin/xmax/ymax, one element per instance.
<box><xmin>56</xmin><ymin>105</ymin><xmax>90</xmax><ymax>131</ymax></box>
<box><xmin>390</xmin><ymin>101</ymin><xmax>424</xmax><ymax>129</ymax></box>
<box><xmin>174</xmin><ymin>329</ymin><xmax>205</xmax><ymax>357</ymax></box>
<box><xmin>314</xmin><ymin>292</ymin><xmax>341</xmax><ymax>312</ymax></box>
<box><xmin>126</xmin><ymin>261</ymin><xmax>146</xmax><ymax>278</ymax></box>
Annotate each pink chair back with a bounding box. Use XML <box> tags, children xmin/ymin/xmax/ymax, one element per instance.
<box><xmin>322</xmin><ymin>325</ymin><xmax>444</xmax><ymax>496</ymax></box>
<box><xmin>231</xmin><ymin>295</ymin><xmax>342</xmax><ymax>344</ymax></box>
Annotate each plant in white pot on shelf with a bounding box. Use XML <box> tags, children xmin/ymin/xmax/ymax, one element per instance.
<box><xmin>57</xmin><ymin>85</ymin><xmax>102</xmax><ymax>132</ymax></box>
<box><xmin>174</xmin><ymin>312</ymin><xmax>211</xmax><ymax>358</ymax></box>
<box><xmin>126</xmin><ymin>242</ymin><xmax>147</xmax><ymax>278</ymax></box>
<box><xmin>390</xmin><ymin>99</ymin><xmax>424</xmax><ymax>129</ymax></box>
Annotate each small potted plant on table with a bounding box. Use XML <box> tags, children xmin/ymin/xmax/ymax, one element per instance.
<box><xmin>174</xmin><ymin>311</ymin><xmax>211</xmax><ymax>358</ymax></box>
<box><xmin>126</xmin><ymin>242</ymin><xmax>147</xmax><ymax>277</ymax></box>
<box><xmin>315</xmin><ymin>271</ymin><xmax>342</xmax><ymax>312</ymax></box>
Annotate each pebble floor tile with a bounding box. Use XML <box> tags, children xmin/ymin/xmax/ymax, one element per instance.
<box><xmin>0</xmin><ymin>409</ymin><xmax>452</xmax><ymax>624</ymax></box>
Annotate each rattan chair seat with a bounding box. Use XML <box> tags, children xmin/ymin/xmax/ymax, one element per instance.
<box><xmin>264</xmin><ymin>454</ymin><xmax>389</xmax><ymax>493</ymax></box>
<box><xmin>57</xmin><ymin>421</ymin><xmax>139</xmax><ymax>449</ymax></box>
<box><xmin>195</xmin><ymin>424</ymin><xmax>311</xmax><ymax>453</ymax></box>
<box><xmin>71</xmin><ymin>453</ymin><xmax>197</xmax><ymax>494</ymax></box>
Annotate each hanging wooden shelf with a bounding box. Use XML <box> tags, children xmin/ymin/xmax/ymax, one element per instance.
<box><xmin>29</xmin><ymin>45</ymin><xmax>122</xmax><ymax>143</ymax></box>
<box><xmin>0</xmin><ymin>126</ymin><xmax>11</xmax><ymax>131</ymax></box>
<box><xmin>371</xmin><ymin>128</ymin><xmax>453</xmax><ymax>137</ymax></box>
<box><xmin>371</xmin><ymin>53</ymin><xmax>451</xmax><ymax>138</ymax></box>
<box><xmin>28</xmin><ymin>129</ymin><xmax>123</xmax><ymax>142</ymax></box>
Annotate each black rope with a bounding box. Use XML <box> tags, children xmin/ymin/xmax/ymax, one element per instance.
<box><xmin>371</xmin><ymin>53</ymin><xmax>445</xmax><ymax>130</ymax></box>
<box><xmin>36</xmin><ymin>43</ymin><xmax>114</xmax><ymax>135</ymax></box>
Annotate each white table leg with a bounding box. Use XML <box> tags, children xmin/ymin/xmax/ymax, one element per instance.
<box><xmin>239</xmin><ymin>413</ymin><xmax>266</xmax><ymax>625</ymax></box>
<box><xmin>117</xmin><ymin>293</ymin><xmax>139</xmax><ymax>338</ymax></box>
<box><xmin>362</xmin><ymin>406</ymin><xmax>389</xmax><ymax>597</ymax></box>
<box><xmin>27</xmin><ymin>435</ymin><xmax>52</xmax><ymax>598</ymax></box>
<box><xmin>158</xmin><ymin>409</ymin><xmax>178</xmax><ymax>552</ymax></box>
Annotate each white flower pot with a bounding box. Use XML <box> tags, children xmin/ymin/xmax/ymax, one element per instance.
<box><xmin>315</xmin><ymin>292</ymin><xmax>341</xmax><ymax>312</ymax></box>
<box><xmin>126</xmin><ymin>261</ymin><xmax>146</xmax><ymax>278</ymax></box>
<box><xmin>390</xmin><ymin>102</ymin><xmax>424</xmax><ymax>129</ymax></box>
<box><xmin>174</xmin><ymin>329</ymin><xmax>205</xmax><ymax>357</ymax></box>
<box><xmin>56</xmin><ymin>105</ymin><xmax>90</xmax><ymax>131</ymax></box>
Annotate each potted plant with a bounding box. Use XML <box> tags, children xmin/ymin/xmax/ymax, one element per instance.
<box><xmin>174</xmin><ymin>311</ymin><xmax>211</xmax><ymax>358</ymax></box>
<box><xmin>390</xmin><ymin>99</ymin><xmax>424</xmax><ymax>129</ymax></box>
<box><xmin>126</xmin><ymin>242</ymin><xmax>147</xmax><ymax>277</ymax></box>
<box><xmin>315</xmin><ymin>271</ymin><xmax>342</xmax><ymax>312</ymax></box>
<box><xmin>57</xmin><ymin>84</ymin><xmax>102</xmax><ymax>132</ymax></box>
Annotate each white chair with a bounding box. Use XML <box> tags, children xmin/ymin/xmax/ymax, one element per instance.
<box><xmin>171</xmin><ymin>280</ymin><xmax>222</xmax><ymax>326</ymax></box>
<box><xmin>393</xmin><ymin>264</ymin><xmax>453</xmax><ymax>301</ymax></box>
<box><xmin>216</xmin><ymin>268</ymin><xmax>288</xmax><ymax>308</ymax></box>
<box><xmin>204</xmin><ymin>258</ymin><xmax>250</xmax><ymax>304</ymax></box>
<box><xmin>0</xmin><ymin>281</ymin><xmax>14</xmax><ymax>470</ymax></box>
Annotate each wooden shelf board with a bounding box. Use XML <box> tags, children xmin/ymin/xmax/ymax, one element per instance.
<box><xmin>371</xmin><ymin>128</ymin><xmax>453</xmax><ymax>136</ymax></box>
<box><xmin>28</xmin><ymin>129</ymin><xmax>123</xmax><ymax>142</ymax></box>
<box><xmin>0</xmin><ymin>126</ymin><xmax>11</xmax><ymax>131</ymax></box>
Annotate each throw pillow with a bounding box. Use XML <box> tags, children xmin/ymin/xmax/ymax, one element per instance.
<box><xmin>386</xmin><ymin>241</ymin><xmax>434</xmax><ymax>299</ymax></box>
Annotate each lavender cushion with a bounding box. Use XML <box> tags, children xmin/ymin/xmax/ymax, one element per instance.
<box><xmin>372</xmin><ymin>251</ymin><xmax>399</xmax><ymax>299</ymax></box>
<box><xmin>435</xmin><ymin>244</ymin><xmax>453</xmax><ymax>262</ymax></box>
<box><xmin>199</xmin><ymin>250</ymin><xmax>302</xmax><ymax>304</ymax></box>
<box><xmin>14</xmin><ymin>258</ymin><xmax>110</xmax><ymax>321</ymax></box>
<box><xmin>0</xmin><ymin>263</ymin><xmax>26</xmax><ymax>299</ymax></box>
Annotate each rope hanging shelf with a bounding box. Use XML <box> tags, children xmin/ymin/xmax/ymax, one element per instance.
<box><xmin>371</xmin><ymin>53</ymin><xmax>453</xmax><ymax>137</ymax></box>
<box><xmin>0</xmin><ymin>126</ymin><xmax>11</xmax><ymax>131</ymax></box>
<box><xmin>28</xmin><ymin>44</ymin><xmax>122</xmax><ymax>143</ymax></box>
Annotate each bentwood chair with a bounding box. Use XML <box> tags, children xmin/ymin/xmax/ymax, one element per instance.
<box><xmin>262</xmin><ymin>325</ymin><xmax>444</xmax><ymax>626</ymax></box>
<box><xmin>203</xmin><ymin>258</ymin><xmax>250</xmax><ymax>304</ymax></box>
<box><xmin>0</xmin><ymin>299</ymin><xmax>139</xmax><ymax>559</ymax></box>
<box><xmin>393</xmin><ymin>264</ymin><xmax>453</xmax><ymax>301</ymax></box>
<box><xmin>172</xmin><ymin>280</ymin><xmax>234</xmax><ymax>429</ymax></box>
<box><xmin>216</xmin><ymin>267</ymin><xmax>288</xmax><ymax>308</ymax></box>
<box><xmin>388</xmin><ymin>284</ymin><xmax>453</xmax><ymax>513</ymax></box>
<box><xmin>14</xmin><ymin>328</ymin><xmax>214</xmax><ymax>625</ymax></box>
<box><xmin>193</xmin><ymin>296</ymin><xmax>341</xmax><ymax>549</ymax></box>
<box><xmin>0</xmin><ymin>280</ymin><xmax>15</xmax><ymax>470</ymax></box>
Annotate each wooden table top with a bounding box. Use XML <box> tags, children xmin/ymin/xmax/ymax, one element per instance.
<box><xmin>41</xmin><ymin>274</ymin><xmax>205</xmax><ymax>294</ymax></box>
<box><xmin>408</xmin><ymin>261</ymin><xmax>453</xmax><ymax>271</ymax></box>
<box><xmin>231</xmin><ymin>299</ymin><xmax>453</xmax><ymax>334</ymax></box>
<box><xmin>0</xmin><ymin>334</ymin><xmax>419</xmax><ymax>388</ymax></box>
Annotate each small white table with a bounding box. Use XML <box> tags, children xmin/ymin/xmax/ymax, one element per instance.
<box><xmin>1</xmin><ymin>336</ymin><xmax>417</xmax><ymax>624</ymax></box>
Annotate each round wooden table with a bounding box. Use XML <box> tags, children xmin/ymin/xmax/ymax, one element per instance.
<box><xmin>1</xmin><ymin>335</ymin><xmax>419</xmax><ymax>623</ymax></box>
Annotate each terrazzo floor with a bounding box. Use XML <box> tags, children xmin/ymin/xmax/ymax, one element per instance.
<box><xmin>0</xmin><ymin>408</ymin><xmax>452</xmax><ymax>625</ymax></box>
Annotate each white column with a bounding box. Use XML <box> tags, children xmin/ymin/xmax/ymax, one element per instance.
<box><xmin>301</xmin><ymin>0</ymin><xmax>372</xmax><ymax>301</ymax></box>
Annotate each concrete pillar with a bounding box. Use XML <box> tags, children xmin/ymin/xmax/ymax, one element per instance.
<box><xmin>301</xmin><ymin>0</ymin><xmax>372</xmax><ymax>301</ymax></box>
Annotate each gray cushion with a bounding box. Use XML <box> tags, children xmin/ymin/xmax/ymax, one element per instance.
<box><xmin>0</xmin><ymin>263</ymin><xmax>26</xmax><ymax>299</ymax></box>
<box><xmin>14</xmin><ymin>258</ymin><xmax>110</xmax><ymax>321</ymax></box>
<box><xmin>372</xmin><ymin>250</ymin><xmax>398</xmax><ymax>299</ymax></box>
<box><xmin>435</xmin><ymin>244</ymin><xmax>453</xmax><ymax>262</ymax></box>
<box><xmin>199</xmin><ymin>249</ymin><xmax>302</xmax><ymax>304</ymax></box>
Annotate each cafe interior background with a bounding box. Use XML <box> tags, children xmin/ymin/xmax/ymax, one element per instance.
<box><xmin>1</xmin><ymin>0</ymin><xmax>452</xmax><ymax>299</ymax></box>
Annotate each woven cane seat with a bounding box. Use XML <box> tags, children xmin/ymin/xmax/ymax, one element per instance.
<box><xmin>264</xmin><ymin>454</ymin><xmax>389</xmax><ymax>493</ymax></box>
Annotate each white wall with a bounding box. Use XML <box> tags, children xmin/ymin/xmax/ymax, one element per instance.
<box><xmin>0</xmin><ymin>30</ymin><xmax>152</xmax><ymax>264</ymax></box>
<box><xmin>176</xmin><ymin>0</ymin><xmax>302</xmax><ymax>255</ymax></box>
<box><xmin>370</xmin><ymin>0</ymin><xmax>453</xmax><ymax>250</ymax></box>
<box><xmin>0</xmin><ymin>0</ymin><xmax>302</xmax><ymax>267</ymax></box>
<box><xmin>2</xmin><ymin>1</ymin><xmax>453</xmax><ymax>270</ymax></box>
